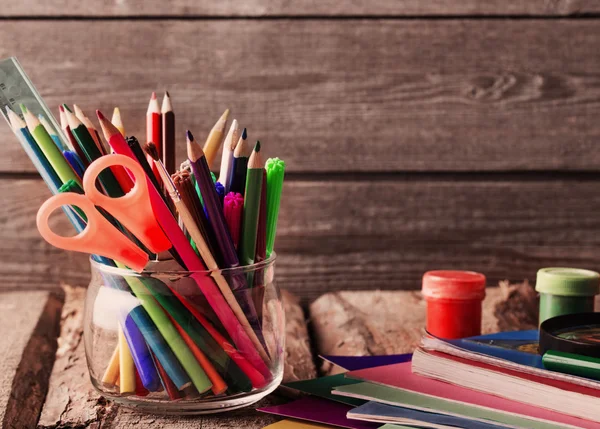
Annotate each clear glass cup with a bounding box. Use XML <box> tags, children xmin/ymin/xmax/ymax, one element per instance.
<box><xmin>83</xmin><ymin>254</ymin><xmax>284</xmax><ymax>415</ymax></box>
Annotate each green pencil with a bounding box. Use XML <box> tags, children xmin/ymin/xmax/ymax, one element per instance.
<box><xmin>64</xmin><ymin>106</ymin><xmax>124</xmax><ymax>197</ymax></box>
<box><xmin>265</xmin><ymin>157</ymin><xmax>285</xmax><ymax>257</ymax></box>
<box><xmin>114</xmin><ymin>262</ymin><xmax>213</xmax><ymax>394</ymax></box>
<box><xmin>239</xmin><ymin>141</ymin><xmax>264</xmax><ymax>267</ymax></box>
<box><xmin>21</xmin><ymin>105</ymin><xmax>81</xmax><ymax>187</ymax></box>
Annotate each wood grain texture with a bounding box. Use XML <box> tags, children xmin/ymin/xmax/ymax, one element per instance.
<box><xmin>2</xmin><ymin>20</ymin><xmax>600</xmax><ymax>173</ymax></box>
<box><xmin>4</xmin><ymin>176</ymin><xmax>600</xmax><ymax>300</ymax></box>
<box><xmin>0</xmin><ymin>290</ymin><xmax>63</xmax><ymax>429</ymax></box>
<box><xmin>2</xmin><ymin>0</ymin><xmax>599</xmax><ymax>16</ymax></box>
<box><xmin>310</xmin><ymin>282</ymin><xmax>538</xmax><ymax>376</ymax></box>
<box><xmin>38</xmin><ymin>286</ymin><xmax>312</xmax><ymax>428</ymax></box>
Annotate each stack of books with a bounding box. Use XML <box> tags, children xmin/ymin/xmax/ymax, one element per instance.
<box><xmin>258</xmin><ymin>332</ymin><xmax>598</xmax><ymax>429</ymax></box>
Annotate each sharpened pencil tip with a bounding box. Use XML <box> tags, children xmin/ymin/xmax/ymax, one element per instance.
<box><xmin>242</xmin><ymin>128</ymin><xmax>247</xmax><ymax>140</ymax></box>
<box><xmin>165</xmin><ymin>90</ymin><xmax>170</xmax><ymax>97</ymax></box>
<box><xmin>62</xmin><ymin>104</ymin><xmax>72</xmax><ymax>113</ymax></box>
<box><xmin>151</xmin><ymin>91</ymin><xmax>157</xmax><ymax>100</ymax></box>
<box><xmin>96</xmin><ymin>110</ymin><xmax>106</xmax><ymax>121</ymax></box>
<box><xmin>58</xmin><ymin>105</ymin><xmax>65</xmax><ymax>112</ymax></box>
<box><xmin>186</xmin><ymin>130</ymin><xmax>194</xmax><ymax>141</ymax></box>
<box><xmin>254</xmin><ymin>141</ymin><xmax>261</xmax><ymax>152</ymax></box>
<box><xmin>19</xmin><ymin>104</ymin><xmax>28</xmax><ymax>114</ymax></box>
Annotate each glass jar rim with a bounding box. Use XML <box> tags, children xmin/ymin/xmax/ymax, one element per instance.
<box><xmin>90</xmin><ymin>252</ymin><xmax>277</xmax><ymax>277</ymax></box>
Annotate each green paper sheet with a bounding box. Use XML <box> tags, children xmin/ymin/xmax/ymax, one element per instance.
<box><xmin>334</xmin><ymin>382</ymin><xmax>569</xmax><ymax>429</ymax></box>
<box><xmin>284</xmin><ymin>374</ymin><xmax>365</xmax><ymax>407</ymax></box>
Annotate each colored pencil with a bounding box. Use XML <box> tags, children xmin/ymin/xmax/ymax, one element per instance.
<box><xmin>215</xmin><ymin>181</ymin><xmax>225</xmax><ymax>206</ymax></box>
<box><xmin>187</xmin><ymin>131</ymin><xmax>271</xmax><ymax>368</ymax></box>
<box><xmin>223</xmin><ymin>192</ymin><xmax>244</xmax><ymax>249</ymax></box>
<box><xmin>118</xmin><ymin>324</ymin><xmax>136</xmax><ymax>394</ymax></box>
<box><xmin>153</xmin><ymin>352</ymin><xmax>181</xmax><ymax>400</ymax></box>
<box><xmin>228</xmin><ymin>128</ymin><xmax>250</xmax><ymax>195</ymax></box>
<box><xmin>123</xmin><ymin>312</ymin><xmax>161</xmax><ymax>391</ymax></box>
<box><xmin>59</xmin><ymin>105</ymin><xmax>87</xmax><ymax>164</ymax></box>
<box><xmin>127</xmin><ymin>303</ymin><xmax>191</xmax><ymax>391</ymax></box>
<box><xmin>101</xmin><ymin>344</ymin><xmax>120</xmax><ymax>386</ymax></box>
<box><xmin>38</xmin><ymin>114</ymin><xmax>63</xmax><ymax>149</ymax></box>
<box><xmin>265</xmin><ymin>158</ymin><xmax>285</xmax><ymax>257</ymax></box>
<box><xmin>99</xmin><ymin>111</ymin><xmax>270</xmax><ymax>378</ymax></box>
<box><xmin>142</xmin><ymin>274</ymin><xmax>251</xmax><ymax>393</ymax></box>
<box><xmin>156</xmin><ymin>158</ymin><xmax>268</xmax><ymax>376</ymax></box>
<box><xmin>64</xmin><ymin>107</ymin><xmax>124</xmax><ymax>196</ymax></box>
<box><xmin>161</xmin><ymin>92</ymin><xmax>176</xmax><ymax>174</ymax></box>
<box><xmin>146</xmin><ymin>92</ymin><xmax>162</xmax><ymax>182</ymax></box>
<box><xmin>172</xmin><ymin>170</ymin><xmax>218</xmax><ymax>259</ymax></box>
<box><xmin>169</xmin><ymin>316</ymin><xmax>228</xmax><ymax>395</ymax></box>
<box><xmin>6</xmin><ymin>107</ymin><xmax>62</xmax><ymax>193</ymax></box>
<box><xmin>254</xmin><ymin>169</ymin><xmax>268</xmax><ymax>286</ymax></box>
<box><xmin>111</xmin><ymin>107</ymin><xmax>126</xmax><ymax>137</ymax></box>
<box><xmin>239</xmin><ymin>142</ymin><xmax>264</xmax><ymax>267</ymax></box>
<box><xmin>127</xmin><ymin>136</ymin><xmax>163</xmax><ymax>196</ymax></box>
<box><xmin>63</xmin><ymin>150</ymin><xmax>85</xmax><ymax>179</ymax></box>
<box><xmin>21</xmin><ymin>105</ymin><xmax>82</xmax><ymax>186</ymax></box>
<box><xmin>218</xmin><ymin>119</ymin><xmax>239</xmax><ymax>187</ymax></box>
<box><xmin>74</xmin><ymin>104</ymin><xmax>107</xmax><ymax>155</ymax></box>
<box><xmin>202</xmin><ymin>109</ymin><xmax>229</xmax><ymax>170</ymax></box>
<box><xmin>119</xmin><ymin>271</ymin><xmax>211</xmax><ymax>393</ymax></box>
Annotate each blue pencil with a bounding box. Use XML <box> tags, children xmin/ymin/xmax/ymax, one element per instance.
<box><xmin>63</xmin><ymin>150</ymin><xmax>85</xmax><ymax>178</ymax></box>
<box><xmin>129</xmin><ymin>306</ymin><xmax>192</xmax><ymax>390</ymax></box>
<box><xmin>123</xmin><ymin>312</ymin><xmax>161</xmax><ymax>391</ymax></box>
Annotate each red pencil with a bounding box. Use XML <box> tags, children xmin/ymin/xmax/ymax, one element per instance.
<box><xmin>146</xmin><ymin>92</ymin><xmax>162</xmax><ymax>181</ymax></box>
<box><xmin>223</xmin><ymin>192</ymin><xmax>244</xmax><ymax>249</ymax></box>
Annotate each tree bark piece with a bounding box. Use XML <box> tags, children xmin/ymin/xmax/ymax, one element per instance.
<box><xmin>0</xmin><ymin>290</ymin><xmax>63</xmax><ymax>429</ymax></box>
<box><xmin>37</xmin><ymin>286</ymin><xmax>313</xmax><ymax>427</ymax></box>
<box><xmin>310</xmin><ymin>283</ymin><xmax>538</xmax><ymax>375</ymax></box>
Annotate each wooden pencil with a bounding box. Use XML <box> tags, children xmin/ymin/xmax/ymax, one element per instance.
<box><xmin>59</xmin><ymin>105</ymin><xmax>88</xmax><ymax>166</ymax></box>
<box><xmin>218</xmin><ymin>119</ymin><xmax>239</xmax><ymax>187</ymax></box>
<box><xmin>202</xmin><ymin>109</ymin><xmax>229</xmax><ymax>170</ymax></box>
<box><xmin>228</xmin><ymin>128</ymin><xmax>250</xmax><ymax>195</ymax></box>
<box><xmin>239</xmin><ymin>142</ymin><xmax>264</xmax><ymax>268</ymax></box>
<box><xmin>161</xmin><ymin>91</ymin><xmax>176</xmax><ymax>174</ymax></box>
<box><xmin>111</xmin><ymin>107</ymin><xmax>126</xmax><ymax>137</ymax></box>
<box><xmin>146</xmin><ymin>92</ymin><xmax>161</xmax><ymax>155</ymax></box>
<box><xmin>73</xmin><ymin>104</ymin><xmax>107</xmax><ymax>155</ymax></box>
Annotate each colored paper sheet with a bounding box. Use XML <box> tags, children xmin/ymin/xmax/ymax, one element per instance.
<box><xmin>320</xmin><ymin>354</ymin><xmax>412</xmax><ymax>371</ymax></box>
<box><xmin>335</xmin><ymin>382</ymin><xmax>572</xmax><ymax>429</ymax></box>
<box><xmin>284</xmin><ymin>374</ymin><xmax>365</xmax><ymax>406</ymax></box>
<box><xmin>349</xmin><ymin>401</ymin><xmax>510</xmax><ymax>429</ymax></box>
<box><xmin>345</xmin><ymin>362</ymin><xmax>594</xmax><ymax>429</ymax></box>
<box><xmin>262</xmin><ymin>420</ymin><xmax>335</xmax><ymax>429</ymax></box>
<box><xmin>258</xmin><ymin>397</ymin><xmax>378</xmax><ymax>429</ymax></box>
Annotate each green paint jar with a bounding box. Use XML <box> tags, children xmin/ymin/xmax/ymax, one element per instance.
<box><xmin>536</xmin><ymin>268</ymin><xmax>600</xmax><ymax>325</ymax></box>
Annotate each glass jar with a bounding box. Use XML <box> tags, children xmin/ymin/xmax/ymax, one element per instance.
<box><xmin>83</xmin><ymin>254</ymin><xmax>284</xmax><ymax>415</ymax></box>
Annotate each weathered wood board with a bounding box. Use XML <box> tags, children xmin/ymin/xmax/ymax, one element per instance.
<box><xmin>1</xmin><ymin>20</ymin><xmax>600</xmax><ymax>173</ymax></box>
<box><xmin>4</xmin><ymin>177</ymin><xmax>600</xmax><ymax>299</ymax></box>
<box><xmin>0</xmin><ymin>290</ymin><xmax>62</xmax><ymax>429</ymax></box>
<box><xmin>3</xmin><ymin>0</ymin><xmax>599</xmax><ymax>17</ymax></box>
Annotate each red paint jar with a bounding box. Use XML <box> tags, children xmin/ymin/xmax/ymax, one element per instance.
<box><xmin>422</xmin><ymin>270</ymin><xmax>486</xmax><ymax>339</ymax></box>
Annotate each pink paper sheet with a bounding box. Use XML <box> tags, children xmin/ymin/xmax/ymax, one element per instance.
<box><xmin>348</xmin><ymin>362</ymin><xmax>595</xmax><ymax>429</ymax></box>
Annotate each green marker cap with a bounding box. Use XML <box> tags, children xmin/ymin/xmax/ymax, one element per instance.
<box><xmin>536</xmin><ymin>267</ymin><xmax>600</xmax><ymax>297</ymax></box>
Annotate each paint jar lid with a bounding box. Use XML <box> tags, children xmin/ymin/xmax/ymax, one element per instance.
<box><xmin>536</xmin><ymin>268</ymin><xmax>600</xmax><ymax>296</ymax></box>
<box><xmin>422</xmin><ymin>270</ymin><xmax>486</xmax><ymax>300</ymax></box>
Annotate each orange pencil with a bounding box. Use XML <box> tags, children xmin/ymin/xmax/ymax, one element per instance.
<box><xmin>168</xmin><ymin>314</ymin><xmax>228</xmax><ymax>395</ymax></box>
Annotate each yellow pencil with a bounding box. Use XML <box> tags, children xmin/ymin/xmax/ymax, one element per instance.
<box><xmin>101</xmin><ymin>344</ymin><xmax>120</xmax><ymax>386</ymax></box>
<box><xmin>112</xmin><ymin>107</ymin><xmax>126</xmax><ymax>137</ymax></box>
<box><xmin>202</xmin><ymin>108</ymin><xmax>229</xmax><ymax>170</ymax></box>
<box><xmin>118</xmin><ymin>325</ymin><xmax>136</xmax><ymax>394</ymax></box>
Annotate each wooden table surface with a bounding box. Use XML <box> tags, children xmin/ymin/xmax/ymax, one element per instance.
<box><xmin>1</xmin><ymin>282</ymin><xmax>539</xmax><ymax>428</ymax></box>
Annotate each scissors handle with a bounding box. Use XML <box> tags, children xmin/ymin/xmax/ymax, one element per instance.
<box><xmin>83</xmin><ymin>154</ymin><xmax>171</xmax><ymax>253</ymax></box>
<box><xmin>36</xmin><ymin>192</ymin><xmax>149</xmax><ymax>272</ymax></box>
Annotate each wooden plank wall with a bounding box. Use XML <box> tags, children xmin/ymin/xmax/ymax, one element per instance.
<box><xmin>1</xmin><ymin>1</ymin><xmax>600</xmax><ymax>300</ymax></box>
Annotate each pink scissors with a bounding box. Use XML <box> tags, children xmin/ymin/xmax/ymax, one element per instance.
<box><xmin>36</xmin><ymin>154</ymin><xmax>172</xmax><ymax>272</ymax></box>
